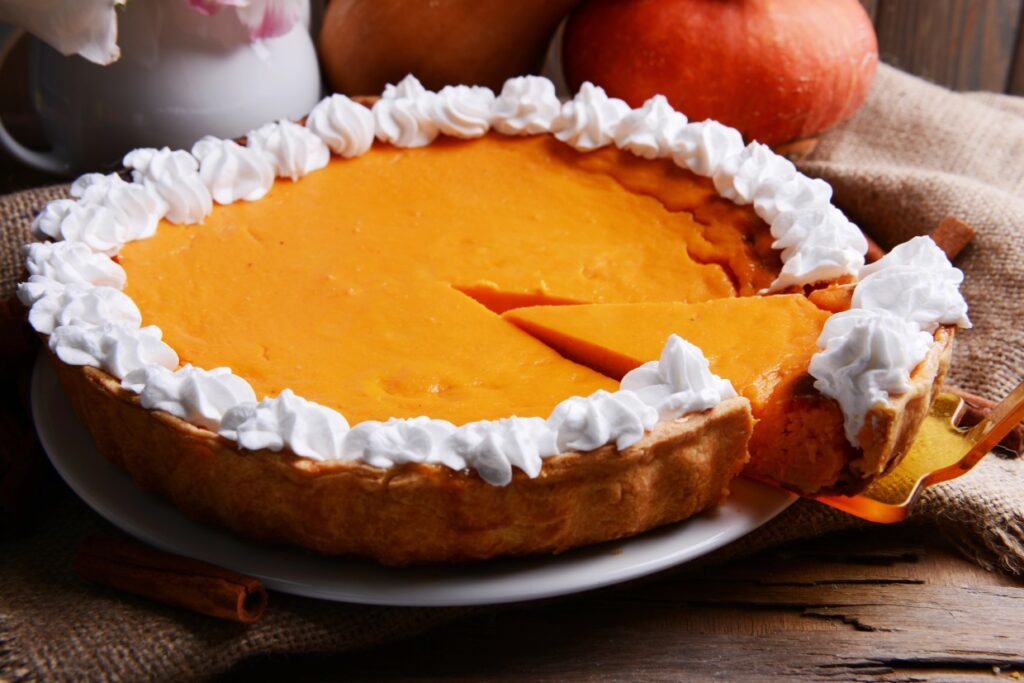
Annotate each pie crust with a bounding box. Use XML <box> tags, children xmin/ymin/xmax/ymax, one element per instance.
<box><xmin>51</xmin><ymin>355</ymin><xmax>752</xmax><ymax>565</ymax></box>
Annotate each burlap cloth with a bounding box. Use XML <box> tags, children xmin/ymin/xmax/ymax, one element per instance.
<box><xmin>1</xmin><ymin>64</ymin><xmax>1022</xmax><ymax>681</ymax></box>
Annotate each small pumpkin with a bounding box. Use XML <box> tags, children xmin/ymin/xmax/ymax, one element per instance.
<box><xmin>319</xmin><ymin>0</ymin><xmax>580</xmax><ymax>94</ymax></box>
<box><xmin>562</xmin><ymin>0</ymin><xmax>878</xmax><ymax>146</ymax></box>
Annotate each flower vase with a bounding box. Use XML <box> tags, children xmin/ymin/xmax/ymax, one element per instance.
<box><xmin>0</xmin><ymin>0</ymin><xmax>321</xmax><ymax>174</ymax></box>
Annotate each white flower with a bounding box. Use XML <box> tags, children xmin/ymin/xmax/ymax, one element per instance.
<box><xmin>0</xmin><ymin>0</ymin><xmax>125</xmax><ymax>65</ymax></box>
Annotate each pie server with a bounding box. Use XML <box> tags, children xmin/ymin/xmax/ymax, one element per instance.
<box><xmin>807</xmin><ymin>378</ymin><xmax>1024</xmax><ymax>523</ymax></box>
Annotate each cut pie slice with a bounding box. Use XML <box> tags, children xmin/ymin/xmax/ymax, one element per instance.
<box><xmin>504</xmin><ymin>295</ymin><xmax>954</xmax><ymax>494</ymax></box>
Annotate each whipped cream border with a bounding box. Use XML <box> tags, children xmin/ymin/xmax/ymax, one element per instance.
<box><xmin>19</xmin><ymin>74</ymin><xmax>967</xmax><ymax>486</ymax></box>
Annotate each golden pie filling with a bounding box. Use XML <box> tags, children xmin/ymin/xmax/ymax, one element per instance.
<box><xmin>117</xmin><ymin>134</ymin><xmax>790</xmax><ymax>426</ymax></box>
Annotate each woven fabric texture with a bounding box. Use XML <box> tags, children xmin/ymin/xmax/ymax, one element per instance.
<box><xmin>1</xmin><ymin>64</ymin><xmax>1022</xmax><ymax>681</ymax></box>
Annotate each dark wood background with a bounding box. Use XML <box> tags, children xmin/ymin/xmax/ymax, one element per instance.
<box><xmin>860</xmin><ymin>0</ymin><xmax>1024</xmax><ymax>94</ymax></box>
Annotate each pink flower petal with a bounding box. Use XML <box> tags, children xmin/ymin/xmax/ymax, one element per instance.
<box><xmin>237</xmin><ymin>0</ymin><xmax>304</xmax><ymax>40</ymax></box>
<box><xmin>186</xmin><ymin>0</ymin><xmax>247</xmax><ymax>16</ymax></box>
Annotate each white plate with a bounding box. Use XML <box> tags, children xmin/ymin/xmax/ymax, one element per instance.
<box><xmin>32</xmin><ymin>356</ymin><xmax>795</xmax><ymax>607</ymax></box>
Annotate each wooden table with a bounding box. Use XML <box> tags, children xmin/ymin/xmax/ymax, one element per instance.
<box><xmin>219</xmin><ymin>524</ymin><xmax>1024</xmax><ymax>681</ymax></box>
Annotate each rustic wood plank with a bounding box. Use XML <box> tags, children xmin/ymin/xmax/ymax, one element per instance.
<box><xmin>874</xmin><ymin>0</ymin><xmax>1023</xmax><ymax>92</ymax></box>
<box><xmin>1008</xmin><ymin>12</ymin><xmax>1024</xmax><ymax>94</ymax></box>
<box><xmin>219</xmin><ymin>528</ymin><xmax>1024</xmax><ymax>681</ymax></box>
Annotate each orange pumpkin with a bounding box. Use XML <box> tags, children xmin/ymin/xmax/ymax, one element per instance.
<box><xmin>563</xmin><ymin>0</ymin><xmax>878</xmax><ymax>146</ymax></box>
<box><xmin>319</xmin><ymin>0</ymin><xmax>580</xmax><ymax>94</ymax></box>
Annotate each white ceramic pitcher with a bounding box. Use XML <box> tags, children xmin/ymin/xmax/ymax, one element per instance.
<box><xmin>0</xmin><ymin>0</ymin><xmax>322</xmax><ymax>174</ymax></box>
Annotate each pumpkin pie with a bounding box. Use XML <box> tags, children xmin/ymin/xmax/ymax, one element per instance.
<box><xmin>19</xmin><ymin>76</ymin><xmax>968</xmax><ymax>563</ymax></box>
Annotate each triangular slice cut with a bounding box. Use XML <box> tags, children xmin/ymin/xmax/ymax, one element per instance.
<box><xmin>503</xmin><ymin>295</ymin><xmax>863</xmax><ymax>494</ymax></box>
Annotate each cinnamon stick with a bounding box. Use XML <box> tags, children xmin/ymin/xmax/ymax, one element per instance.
<box><xmin>947</xmin><ymin>386</ymin><xmax>1023</xmax><ymax>457</ymax></box>
<box><xmin>929</xmin><ymin>216</ymin><xmax>976</xmax><ymax>261</ymax></box>
<box><xmin>74</xmin><ymin>535</ymin><xmax>268</xmax><ymax>623</ymax></box>
<box><xmin>859</xmin><ymin>215</ymin><xmax>975</xmax><ymax>265</ymax></box>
